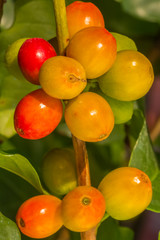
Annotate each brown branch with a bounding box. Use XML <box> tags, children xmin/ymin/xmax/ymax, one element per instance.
<box><xmin>72</xmin><ymin>135</ymin><xmax>91</xmax><ymax>186</ymax></box>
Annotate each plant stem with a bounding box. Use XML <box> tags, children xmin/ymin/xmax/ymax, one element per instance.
<box><xmin>52</xmin><ymin>1</ymin><xmax>95</xmax><ymax>239</ymax></box>
<box><xmin>52</xmin><ymin>0</ymin><xmax>69</xmax><ymax>55</ymax></box>
<box><xmin>72</xmin><ymin>136</ymin><xmax>91</xmax><ymax>186</ymax></box>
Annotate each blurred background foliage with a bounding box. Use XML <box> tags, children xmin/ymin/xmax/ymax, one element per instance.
<box><xmin>0</xmin><ymin>0</ymin><xmax>160</xmax><ymax>240</ymax></box>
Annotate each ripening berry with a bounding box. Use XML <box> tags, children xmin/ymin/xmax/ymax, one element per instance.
<box><xmin>18</xmin><ymin>38</ymin><xmax>57</xmax><ymax>85</ymax></box>
<box><xmin>66</xmin><ymin>1</ymin><xmax>105</xmax><ymax>38</ymax></box>
<box><xmin>66</xmin><ymin>27</ymin><xmax>117</xmax><ymax>79</ymax></box>
<box><xmin>62</xmin><ymin>186</ymin><xmax>106</xmax><ymax>232</ymax></box>
<box><xmin>39</xmin><ymin>56</ymin><xmax>87</xmax><ymax>99</ymax></box>
<box><xmin>98</xmin><ymin>167</ymin><xmax>152</xmax><ymax>220</ymax></box>
<box><xmin>42</xmin><ymin>148</ymin><xmax>77</xmax><ymax>195</ymax></box>
<box><xmin>5</xmin><ymin>38</ymin><xmax>28</xmax><ymax>81</ymax></box>
<box><xmin>14</xmin><ymin>89</ymin><xmax>63</xmax><ymax>140</ymax></box>
<box><xmin>64</xmin><ymin>92</ymin><xmax>114</xmax><ymax>142</ymax></box>
<box><xmin>16</xmin><ymin>195</ymin><xmax>63</xmax><ymax>238</ymax></box>
<box><xmin>98</xmin><ymin>50</ymin><xmax>154</xmax><ymax>101</ymax></box>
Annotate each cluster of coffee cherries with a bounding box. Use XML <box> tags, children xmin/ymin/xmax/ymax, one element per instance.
<box><xmin>5</xmin><ymin>1</ymin><xmax>153</xmax><ymax>239</ymax></box>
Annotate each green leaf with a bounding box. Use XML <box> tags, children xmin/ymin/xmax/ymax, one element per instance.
<box><xmin>0</xmin><ymin>151</ymin><xmax>48</xmax><ymax>194</ymax></box>
<box><xmin>148</xmin><ymin>172</ymin><xmax>160</xmax><ymax>212</ymax></box>
<box><xmin>128</xmin><ymin>110</ymin><xmax>160</xmax><ymax>212</ymax></box>
<box><xmin>0</xmin><ymin>212</ymin><xmax>21</xmax><ymax>240</ymax></box>
<box><xmin>122</xmin><ymin>0</ymin><xmax>160</xmax><ymax>23</ymax></box>
<box><xmin>129</xmin><ymin>114</ymin><xmax>159</xmax><ymax>181</ymax></box>
<box><xmin>158</xmin><ymin>231</ymin><xmax>160</xmax><ymax>240</ymax></box>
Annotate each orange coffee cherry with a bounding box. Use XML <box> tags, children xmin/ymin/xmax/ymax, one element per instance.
<box><xmin>16</xmin><ymin>195</ymin><xmax>63</xmax><ymax>238</ymax></box>
<box><xmin>66</xmin><ymin>27</ymin><xmax>117</xmax><ymax>79</ymax></box>
<box><xmin>62</xmin><ymin>186</ymin><xmax>106</xmax><ymax>232</ymax></box>
<box><xmin>64</xmin><ymin>92</ymin><xmax>114</xmax><ymax>142</ymax></box>
<box><xmin>66</xmin><ymin>1</ymin><xmax>105</xmax><ymax>38</ymax></box>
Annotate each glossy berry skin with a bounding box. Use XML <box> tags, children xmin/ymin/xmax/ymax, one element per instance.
<box><xmin>16</xmin><ymin>195</ymin><xmax>63</xmax><ymax>238</ymax></box>
<box><xmin>64</xmin><ymin>92</ymin><xmax>114</xmax><ymax>142</ymax></box>
<box><xmin>39</xmin><ymin>56</ymin><xmax>87</xmax><ymax>99</ymax></box>
<box><xmin>14</xmin><ymin>89</ymin><xmax>63</xmax><ymax>140</ymax></box>
<box><xmin>66</xmin><ymin>1</ymin><xmax>105</xmax><ymax>38</ymax></box>
<box><xmin>98</xmin><ymin>50</ymin><xmax>154</xmax><ymax>101</ymax></box>
<box><xmin>18</xmin><ymin>38</ymin><xmax>57</xmax><ymax>85</ymax></box>
<box><xmin>62</xmin><ymin>186</ymin><xmax>106</xmax><ymax>232</ymax></box>
<box><xmin>98</xmin><ymin>167</ymin><xmax>152</xmax><ymax>220</ymax></box>
<box><xmin>66</xmin><ymin>27</ymin><xmax>117</xmax><ymax>79</ymax></box>
<box><xmin>42</xmin><ymin>148</ymin><xmax>77</xmax><ymax>196</ymax></box>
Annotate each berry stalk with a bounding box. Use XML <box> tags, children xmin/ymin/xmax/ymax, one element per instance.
<box><xmin>52</xmin><ymin>0</ymin><xmax>69</xmax><ymax>55</ymax></box>
<box><xmin>52</xmin><ymin>0</ymin><xmax>95</xmax><ymax>239</ymax></box>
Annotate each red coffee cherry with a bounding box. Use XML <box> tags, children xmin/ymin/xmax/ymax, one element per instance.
<box><xmin>62</xmin><ymin>186</ymin><xmax>106</xmax><ymax>232</ymax></box>
<box><xmin>66</xmin><ymin>1</ymin><xmax>105</xmax><ymax>38</ymax></box>
<box><xmin>14</xmin><ymin>89</ymin><xmax>63</xmax><ymax>140</ymax></box>
<box><xmin>18</xmin><ymin>38</ymin><xmax>57</xmax><ymax>85</ymax></box>
<box><xmin>16</xmin><ymin>195</ymin><xmax>63</xmax><ymax>238</ymax></box>
<box><xmin>66</xmin><ymin>27</ymin><xmax>117</xmax><ymax>79</ymax></box>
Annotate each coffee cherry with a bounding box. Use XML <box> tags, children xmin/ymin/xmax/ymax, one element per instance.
<box><xmin>102</xmin><ymin>95</ymin><xmax>134</xmax><ymax>124</ymax></box>
<box><xmin>111</xmin><ymin>32</ymin><xmax>137</xmax><ymax>51</ymax></box>
<box><xmin>14</xmin><ymin>89</ymin><xmax>63</xmax><ymax>140</ymax></box>
<box><xmin>5</xmin><ymin>38</ymin><xmax>28</xmax><ymax>81</ymax></box>
<box><xmin>42</xmin><ymin>148</ymin><xmax>77</xmax><ymax>196</ymax></box>
<box><xmin>98</xmin><ymin>167</ymin><xmax>152</xmax><ymax>220</ymax></box>
<box><xmin>66</xmin><ymin>27</ymin><xmax>117</xmax><ymax>79</ymax></box>
<box><xmin>18</xmin><ymin>38</ymin><xmax>57</xmax><ymax>85</ymax></box>
<box><xmin>62</xmin><ymin>186</ymin><xmax>105</xmax><ymax>232</ymax></box>
<box><xmin>98</xmin><ymin>50</ymin><xmax>154</xmax><ymax>101</ymax></box>
<box><xmin>16</xmin><ymin>195</ymin><xmax>63</xmax><ymax>238</ymax></box>
<box><xmin>64</xmin><ymin>92</ymin><xmax>114</xmax><ymax>142</ymax></box>
<box><xmin>66</xmin><ymin>1</ymin><xmax>105</xmax><ymax>38</ymax></box>
<box><xmin>39</xmin><ymin>56</ymin><xmax>87</xmax><ymax>99</ymax></box>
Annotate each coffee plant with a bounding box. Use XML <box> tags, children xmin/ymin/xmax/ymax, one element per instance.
<box><xmin>0</xmin><ymin>0</ymin><xmax>160</xmax><ymax>240</ymax></box>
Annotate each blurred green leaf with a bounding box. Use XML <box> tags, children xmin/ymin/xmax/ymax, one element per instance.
<box><xmin>129</xmin><ymin>119</ymin><xmax>159</xmax><ymax>180</ymax></box>
<box><xmin>0</xmin><ymin>108</ymin><xmax>15</xmax><ymax>138</ymax></box>
<box><xmin>0</xmin><ymin>212</ymin><xmax>21</xmax><ymax>240</ymax></box>
<box><xmin>119</xmin><ymin>226</ymin><xmax>134</xmax><ymax>240</ymax></box>
<box><xmin>97</xmin><ymin>218</ymin><xmax>134</xmax><ymax>240</ymax></box>
<box><xmin>0</xmin><ymin>151</ymin><xmax>48</xmax><ymax>194</ymax></box>
<box><xmin>158</xmin><ymin>231</ymin><xmax>160</xmax><ymax>240</ymax></box>
<box><xmin>0</xmin><ymin>0</ymin><xmax>15</xmax><ymax>30</ymax></box>
<box><xmin>122</xmin><ymin>0</ymin><xmax>160</xmax><ymax>23</ymax></box>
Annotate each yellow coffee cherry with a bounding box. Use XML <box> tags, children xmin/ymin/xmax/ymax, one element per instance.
<box><xmin>98</xmin><ymin>50</ymin><xmax>154</xmax><ymax>101</ymax></box>
<box><xmin>98</xmin><ymin>167</ymin><xmax>152</xmax><ymax>220</ymax></box>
